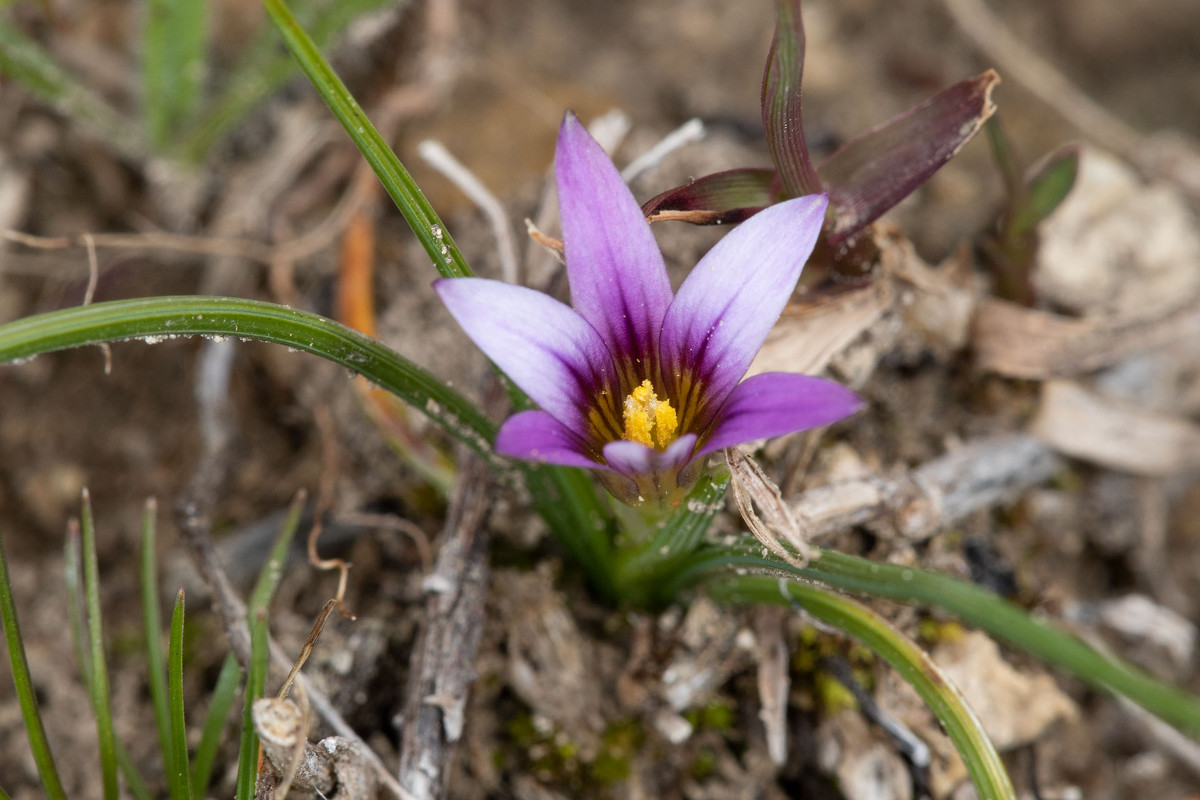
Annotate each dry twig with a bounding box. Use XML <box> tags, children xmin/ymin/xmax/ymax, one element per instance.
<box><xmin>397</xmin><ymin>446</ymin><xmax>494</xmax><ymax>799</ymax></box>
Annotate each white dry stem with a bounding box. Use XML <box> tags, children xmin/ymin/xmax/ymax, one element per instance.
<box><xmin>620</xmin><ymin>118</ymin><xmax>706</xmax><ymax>183</ymax></box>
<box><xmin>417</xmin><ymin>139</ymin><xmax>519</xmax><ymax>283</ymax></box>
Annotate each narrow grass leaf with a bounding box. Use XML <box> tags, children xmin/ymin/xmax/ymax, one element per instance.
<box><xmin>140</xmin><ymin>498</ymin><xmax>179</xmax><ymax>795</ymax></box>
<box><xmin>0</xmin><ymin>296</ymin><xmax>498</xmax><ymax>465</ymax></box>
<box><xmin>80</xmin><ymin>490</ymin><xmax>119</xmax><ymax>800</ymax></box>
<box><xmin>63</xmin><ymin>526</ymin><xmax>92</xmax><ymax>688</ymax></box>
<box><xmin>247</xmin><ymin>490</ymin><xmax>306</xmax><ymax>617</ymax></box>
<box><xmin>1012</xmin><ymin>144</ymin><xmax>1079</xmax><ymax>235</ymax></box>
<box><xmin>68</xmin><ymin>521</ymin><xmax>153</xmax><ymax>800</ymax></box>
<box><xmin>190</xmin><ymin>652</ymin><xmax>241</xmax><ymax>798</ymax></box>
<box><xmin>235</xmin><ymin>611</ymin><xmax>270</xmax><ymax>800</ymax></box>
<box><xmin>0</xmin><ymin>530</ymin><xmax>68</xmax><ymax>800</ymax></box>
<box><xmin>167</xmin><ymin>590</ymin><xmax>194</xmax><ymax>800</ymax></box>
<box><xmin>144</xmin><ymin>0</ymin><xmax>208</xmax><ymax>147</ymax></box>
<box><xmin>710</xmin><ymin>576</ymin><xmax>1016</xmax><ymax>800</ymax></box>
<box><xmin>264</xmin><ymin>0</ymin><xmax>473</xmax><ymax>279</ymax></box>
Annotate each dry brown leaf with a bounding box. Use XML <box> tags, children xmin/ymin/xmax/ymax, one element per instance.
<box><xmin>972</xmin><ymin>296</ymin><xmax>1200</xmax><ymax>379</ymax></box>
<box><xmin>1030</xmin><ymin>380</ymin><xmax>1200</xmax><ymax>475</ymax></box>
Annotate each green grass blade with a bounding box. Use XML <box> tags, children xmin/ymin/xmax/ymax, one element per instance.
<box><xmin>235</xmin><ymin>611</ymin><xmax>270</xmax><ymax>800</ymax></box>
<box><xmin>181</xmin><ymin>0</ymin><xmax>395</xmax><ymax>162</ymax></box>
<box><xmin>0</xmin><ymin>530</ymin><xmax>68</xmax><ymax>800</ymax></box>
<box><xmin>144</xmin><ymin>0</ymin><xmax>208</xmax><ymax>148</ymax></box>
<box><xmin>671</xmin><ymin>546</ymin><xmax>1200</xmax><ymax>737</ymax></box>
<box><xmin>711</xmin><ymin>576</ymin><xmax>1016</xmax><ymax>800</ymax></box>
<box><xmin>247</xmin><ymin>490</ymin><xmax>306</xmax><ymax>617</ymax></box>
<box><xmin>63</xmin><ymin>525</ymin><xmax>92</xmax><ymax>687</ymax></box>
<box><xmin>264</xmin><ymin>0</ymin><xmax>473</xmax><ymax>280</ymax></box>
<box><xmin>80</xmin><ymin>490</ymin><xmax>119</xmax><ymax>800</ymax></box>
<box><xmin>202</xmin><ymin>490</ymin><xmax>306</xmax><ymax>794</ymax></box>
<box><xmin>190</xmin><ymin>652</ymin><xmax>242</xmax><ymax>797</ymax></box>
<box><xmin>67</xmin><ymin>519</ymin><xmax>153</xmax><ymax>800</ymax></box>
<box><xmin>167</xmin><ymin>590</ymin><xmax>194</xmax><ymax>800</ymax></box>
<box><xmin>140</xmin><ymin>498</ymin><xmax>179</xmax><ymax>796</ymax></box>
<box><xmin>192</xmin><ymin>490</ymin><xmax>305</xmax><ymax>795</ymax></box>
<box><xmin>0</xmin><ymin>295</ymin><xmax>498</xmax><ymax>464</ymax></box>
<box><xmin>0</xmin><ymin>19</ymin><xmax>144</xmax><ymax>159</ymax></box>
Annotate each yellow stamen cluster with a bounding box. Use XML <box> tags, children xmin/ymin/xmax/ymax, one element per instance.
<box><xmin>622</xmin><ymin>380</ymin><xmax>678</xmax><ymax>449</ymax></box>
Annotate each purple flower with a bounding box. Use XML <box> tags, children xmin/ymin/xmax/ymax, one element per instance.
<box><xmin>435</xmin><ymin>113</ymin><xmax>862</xmax><ymax>507</ymax></box>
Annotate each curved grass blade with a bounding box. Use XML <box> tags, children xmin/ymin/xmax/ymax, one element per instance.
<box><xmin>0</xmin><ymin>530</ymin><xmax>68</xmax><ymax>800</ymax></box>
<box><xmin>80</xmin><ymin>491</ymin><xmax>119</xmax><ymax>800</ymax></box>
<box><xmin>670</xmin><ymin>546</ymin><xmax>1200</xmax><ymax>736</ymax></box>
<box><xmin>264</xmin><ymin>0</ymin><xmax>473</xmax><ymax>280</ymax></box>
<box><xmin>0</xmin><ymin>296</ymin><xmax>498</xmax><ymax>465</ymax></box>
<box><xmin>167</xmin><ymin>590</ymin><xmax>194</xmax><ymax>800</ymax></box>
<box><xmin>710</xmin><ymin>576</ymin><xmax>1016</xmax><ymax>800</ymax></box>
<box><xmin>139</xmin><ymin>498</ymin><xmax>180</xmax><ymax>796</ymax></box>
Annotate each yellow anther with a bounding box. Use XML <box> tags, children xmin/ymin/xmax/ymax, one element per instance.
<box><xmin>622</xmin><ymin>380</ymin><xmax>679</xmax><ymax>449</ymax></box>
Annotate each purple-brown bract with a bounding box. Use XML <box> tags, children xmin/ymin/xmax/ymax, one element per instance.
<box><xmin>435</xmin><ymin>112</ymin><xmax>862</xmax><ymax>507</ymax></box>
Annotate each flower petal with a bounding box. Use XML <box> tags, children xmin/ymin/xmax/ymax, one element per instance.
<box><xmin>602</xmin><ymin>434</ymin><xmax>698</xmax><ymax>480</ymax></box>
<box><xmin>694</xmin><ymin>371</ymin><xmax>862</xmax><ymax>458</ymax></box>
<box><xmin>494</xmin><ymin>410</ymin><xmax>602</xmax><ymax>467</ymax></box>
<box><xmin>660</xmin><ymin>193</ymin><xmax>828</xmax><ymax>422</ymax></box>
<box><xmin>434</xmin><ymin>277</ymin><xmax>614</xmax><ymax>432</ymax></box>
<box><xmin>557</xmin><ymin>112</ymin><xmax>673</xmax><ymax>367</ymax></box>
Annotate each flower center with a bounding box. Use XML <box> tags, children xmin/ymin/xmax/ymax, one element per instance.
<box><xmin>622</xmin><ymin>379</ymin><xmax>678</xmax><ymax>450</ymax></box>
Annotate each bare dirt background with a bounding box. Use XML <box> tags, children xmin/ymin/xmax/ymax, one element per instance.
<box><xmin>2</xmin><ymin>0</ymin><xmax>1200</xmax><ymax>798</ymax></box>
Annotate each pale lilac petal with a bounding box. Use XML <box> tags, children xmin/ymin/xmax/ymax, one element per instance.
<box><xmin>660</xmin><ymin>194</ymin><xmax>828</xmax><ymax>418</ymax></box>
<box><xmin>434</xmin><ymin>277</ymin><xmax>614</xmax><ymax>432</ymax></box>
<box><xmin>494</xmin><ymin>410</ymin><xmax>601</xmax><ymax>468</ymax></box>
<box><xmin>694</xmin><ymin>372</ymin><xmax>862</xmax><ymax>458</ymax></box>
<box><xmin>557</xmin><ymin>112</ymin><xmax>672</xmax><ymax>366</ymax></box>
<box><xmin>602</xmin><ymin>433</ymin><xmax>698</xmax><ymax>481</ymax></box>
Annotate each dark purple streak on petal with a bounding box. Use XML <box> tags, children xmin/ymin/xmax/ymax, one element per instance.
<box><xmin>557</xmin><ymin>112</ymin><xmax>673</xmax><ymax>369</ymax></box>
<box><xmin>694</xmin><ymin>372</ymin><xmax>862</xmax><ymax>458</ymax></box>
<box><xmin>659</xmin><ymin>194</ymin><xmax>828</xmax><ymax>427</ymax></box>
